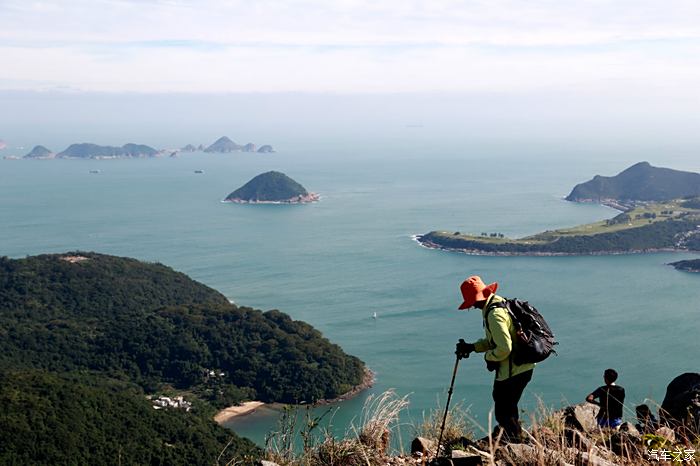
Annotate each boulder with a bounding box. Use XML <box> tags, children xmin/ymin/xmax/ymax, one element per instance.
<box><xmin>660</xmin><ymin>372</ymin><xmax>700</xmax><ymax>432</ymax></box>
<box><xmin>618</xmin><ymin>422</ymin><xmax>639</xmax><ymax>436</ymax></box>
<box><xmin>563</xmin><ymin>403</ymin><xmax>599</xmax><ymax>432</ymax></box>
<box><xmin>564</xmin><ymin>428</ymin><xmax>592</xmax><ymax>451</ymax></box>
<box><xmin>578</xmin><ymin>452</ymin><xmax>620</xmax><ymax>466</ymax></box>
<box><xmin>609</xmin><ymin>431</ymin><xmax>643</xmax><ymax>459</ymax></box>
<box><xmin>258</xmin><ymin>461</ymin><xmax>281</xmax><ymax>466</ymax></box>
<box><xmin>654</xmin><ymin>426</ymin><xmax>676</xmax><ymax>443</ymax></box>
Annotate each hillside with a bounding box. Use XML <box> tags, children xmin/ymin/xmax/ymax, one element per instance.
<box><xmin>566</xmin><ymin>162</ymin><xmax>700</xmax><ymax>205</ymax></box>
<box><xmin>417</xmin><ymin>199</ymin><xmax>700</xmax><ymax>255</ymax></box>
<box><xmin>57</xmin><ymin>142</ymin><xmax>159</xmax><ymax>158</ymax></box>
<box><xmin>0</xmin><ymin>371</ymin><xmax>259</xmax><ymax>465</ymax></box>
<box><xmin>224</xmin><ymin>171</ymin><xmax>319</xmax><ymax>203</ymax></box>
<box><xmin>0</xmin><ymin>252</ymin><xmax>366</xmax><ymax>463</ymax></box>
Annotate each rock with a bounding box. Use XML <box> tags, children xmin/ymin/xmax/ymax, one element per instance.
<box><xmin>609</xmin><ymin>431</ymin><xmax>643</xmax><ymax>459</ymax></box>
<box><xmin>660</xmin><ymin>372</ymin><xmax>700</xmax><ymax>432</ymax></box>
<box><xmin>654</xmin><ymin>426</ymin><xmax>676</xmax><ymax>443</ymax></box>
<box><xmin>564</xmin><ymin>428</ymin><xmax>592</xmax><ymax>451</ymax></box>
<box><xmin>618</xmin><ymin>422</ymin><xmax>639</xmax><ymax>436</ymax></box>
<box><xmin>578</xmin><ymin>452</ymin><xmax>620</xmax><ymax>466</ymax></box>
<box><xmin>563</xmin><ymin>403</ymin><xmax>599</xmax><ymax>432</ymax></box>
<box><xmin>410</xmin><ymin>436</ymin><xmax>435</xmax><ymax>456</ymax></box>
<box><xmin>258</xmin><ymin>461</ymin><xmax>281</xmax><ymax>466</ymax></box>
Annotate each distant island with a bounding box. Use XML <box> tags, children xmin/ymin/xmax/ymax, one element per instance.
<box><xmin>566</xmin><ymin>161</ymin><xmax>700</xmax><ymax>210</ymax></box>
<box><xmin>55</xmin><ymin>143</ymin><xmax>160</xmax><ymax>159</ymax></box>
<box><xmin>417</xmin><ymin>162</ymin><xmax>700</xmax><ymax>255</ymax></box>
<box><xmin>204</xmin><ymin>136</ymin><xmax>275</xmax><ymax>153</ymax></box>
<box><xmin>23</xmin><ymin>145</ymin><xmax>55</xmax><ymax>159</ymax></box>
<box><xmin>224</xmin><ymin>171</ymin><xmax>319</xmax><ymax>204</ymax></box>
<box><xmin>669</xmin><ymin>259</ymin><xmax>700</xmax><ymax>273</ymax></box>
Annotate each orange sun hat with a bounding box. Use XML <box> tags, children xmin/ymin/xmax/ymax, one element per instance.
<box><xmin>458</xmin><ymin>276</ymin><xmax>498</xmax><ymax>310</ymax></box>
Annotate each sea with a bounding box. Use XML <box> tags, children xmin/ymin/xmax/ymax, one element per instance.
<box><xmin>1</xmin><ymin>138</ymin><xmax>699</xmax><ymax>449</ymax></box>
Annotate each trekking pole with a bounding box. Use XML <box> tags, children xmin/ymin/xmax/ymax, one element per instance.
<box><xmin>434</xmin><ymin>340</ymin><xmax>465</xmax><ymax>462</ymax></box>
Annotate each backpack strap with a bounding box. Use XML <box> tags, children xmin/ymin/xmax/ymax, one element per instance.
<box><xmin>484</xmin><ymin>299</ymin><xmax>514</xmax><ymax>378</ymax></box>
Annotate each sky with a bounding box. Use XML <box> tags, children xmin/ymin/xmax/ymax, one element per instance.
<box><xmin>2</xmin><ymin>0</ymin><xmax>700</xmax><ymax>94</ymax></box>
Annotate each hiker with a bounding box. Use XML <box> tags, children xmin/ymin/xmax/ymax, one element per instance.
<box><xmin>454</xmin><ymin>275</ymin><xmax>535</xmax><ymax>442</ymax></box>
<box><xmin>635</xmin><ymin>404</ymin><xmax>659</xmax><ymax>434</ymax></box>
<box><xmin>585</xmin><ymin>368</ymin><xmax>626</xmax><ymax>428</ymax></box>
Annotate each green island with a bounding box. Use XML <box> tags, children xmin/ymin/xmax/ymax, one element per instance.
<box><xmin>418</xmin><ymin>198</ymin><xmax>700</xmax><ymax>255</ymax></box>
<box><xmin>0</xmin><ymin>252</ymin><xmax>366</xmax><ymax>465</ymax></box>
<box><xmin>224</xmin><ymin>171</ymin><xmax>319</xmax><ymax>204</ymax></box>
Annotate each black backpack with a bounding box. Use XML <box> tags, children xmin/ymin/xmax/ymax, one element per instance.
<box><xmin>485</xmin><ymin>299</ymin><xmax>557</xmax><ymax>365</ymax></box>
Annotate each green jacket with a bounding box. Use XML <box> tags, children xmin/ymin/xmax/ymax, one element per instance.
<box><xmin>473</xmin><ymin>294</ymin><xmax>535</xmax><ymax>381</ymax></box>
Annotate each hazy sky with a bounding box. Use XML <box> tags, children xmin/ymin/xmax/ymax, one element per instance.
<box><xmin>3</xmin><ymin>0</ymin><xmax>700</xmax><ymax>94</ymax></box>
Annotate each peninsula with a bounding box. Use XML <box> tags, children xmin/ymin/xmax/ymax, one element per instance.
<box><xmin>417</xmin><ymin>162</ymin><xmax>700</xmax><ymax>256</ymax></box>
<box><xmin>224</xmin><ymin>171</ymin><xmax>319</xmax><ymax>204</ymax></box>
<box><xmin>669</xmin><ymin>259</ymin><xmax>700</xmax><ymax>273</ymax></box>
<box><xmin>0</xmin><ymin>252</ymin><xmax>367</xmax><ymax>464</ymax></box>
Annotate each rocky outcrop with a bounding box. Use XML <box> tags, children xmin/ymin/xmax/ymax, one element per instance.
<box><xmin>257</xmin><ymin>144</ymin><xmax>275</xmax><ymax>153</ymax></box>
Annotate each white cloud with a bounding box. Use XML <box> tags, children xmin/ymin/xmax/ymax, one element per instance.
<box><xmin>1</xmin><ymin>0</ymin><xmax>700</xmax><ymax>92</ymax></box>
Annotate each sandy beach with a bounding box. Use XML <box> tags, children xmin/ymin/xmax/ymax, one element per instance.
<box><xmin>213</xmin><ymin>401</ymin><xmax>265</xmax><ymax>425</ymax></box>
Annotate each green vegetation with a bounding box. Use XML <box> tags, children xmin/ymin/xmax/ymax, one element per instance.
<box><xmin>418</xmin><ymin>200</ymin><xmax>700</xmax><ymax>255</ymax></box>
<box><xmin>566</xmin><ymin>162</ymin><xmax>700</xmax><ymax>202</ymax></box>
<box><xmin>0</xmin><ymin>252</ymin><xmax>365</xmax><ymax>463</ymax></box>
<box><xmin>225</xmin><ymin>171</ymin><xmax>310</xmax><ymax>202</ymax></box>
<box><xmin>0</xmin><ymin>370</ymin><xmax>259</xmax><ymax>465</ymax></box>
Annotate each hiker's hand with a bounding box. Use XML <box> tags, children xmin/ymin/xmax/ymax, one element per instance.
<box><xmin>455</xmin><ymin>339</ymin><xmax>475</xmax><ymax>359</ymax></box>
<box><xmin>486</xmin><ymin>360</ymin><xmax>499</xmax><ymax>372</ymax></box>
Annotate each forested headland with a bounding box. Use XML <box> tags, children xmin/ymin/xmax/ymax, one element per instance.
<box><xmin>0</xmin><ymin>252</ymin><xmax>366</xmax><ymax>464</ymax></box>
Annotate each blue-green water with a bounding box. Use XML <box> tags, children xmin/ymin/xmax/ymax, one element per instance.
<box><xmin>1</xmin><ymin>146</ymin><xmax>698</xmax><ymax>447</ymax></box>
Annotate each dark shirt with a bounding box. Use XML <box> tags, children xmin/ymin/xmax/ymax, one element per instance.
<box><xmin>591</xmin><ymin>385</ymin><xmax>625</xmax><ymax>420</ymax></box>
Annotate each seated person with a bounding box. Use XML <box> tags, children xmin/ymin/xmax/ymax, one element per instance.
<box><xmin>586</xmin><ymin>368</ymin><xmax>626</xmax><ymax>428</ymax></box>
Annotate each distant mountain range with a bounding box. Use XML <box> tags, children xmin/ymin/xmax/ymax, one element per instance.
<box><xmin>224</xmin><ymin>171</ymin><xmax>318</xmax><ymax>203</ymax></box>
<box><xmin>566</xmin><ymin>162</ymin><xmax>700</xmax><ymax>206</ymax></box>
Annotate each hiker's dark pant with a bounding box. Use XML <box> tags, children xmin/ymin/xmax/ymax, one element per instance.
<box><xmin>492</xmin><ymin>369</ymin><xmax>533</xmax><ymax>439</ymax></box>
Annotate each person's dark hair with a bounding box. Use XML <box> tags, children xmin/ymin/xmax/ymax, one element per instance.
<box><xmin>636</xmin><ymin>404</ymin><xmax>651</xmax><ymax>416</ymax></box>
<box><xmin>604</xmin><ymin>368</ymin><xmax>618</xmax><ymax>383</ymax></box>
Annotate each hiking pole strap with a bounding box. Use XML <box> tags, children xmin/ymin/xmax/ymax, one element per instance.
<box><xmin>435</xmin><ymin>355</ymin><xmax>460</xmax><ymax>460</ymax></box>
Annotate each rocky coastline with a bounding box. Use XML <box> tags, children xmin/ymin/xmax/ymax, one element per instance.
<box><xmin>223</xmin><ymin>192</ymin><xmax>320</xmax><ymax>204</ymax></box>
<box><xmin>414</xmin><ymin>234</ymin><xmax>682</xmax><ymax>257</ymax></box>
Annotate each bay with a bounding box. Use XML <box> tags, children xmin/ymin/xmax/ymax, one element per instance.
<box><xmin>1</xmin><ymin>143</ymin><xmax>698</xmax><ymax>447</ymax></box>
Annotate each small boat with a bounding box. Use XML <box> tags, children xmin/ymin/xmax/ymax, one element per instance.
<box><xmin>194</xmin><ymin>170</ymin><xmax>204</xmax><ymax>174</ymax></box>
<box><xmin>89</xmin><ymin>169</ymin><xmax>100</xmax><ymax>174</ymax></box>
<box><xmin>372</xmin><ymin>312</ymin><xmax>377</xmax><ymax>319</ymax></box>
